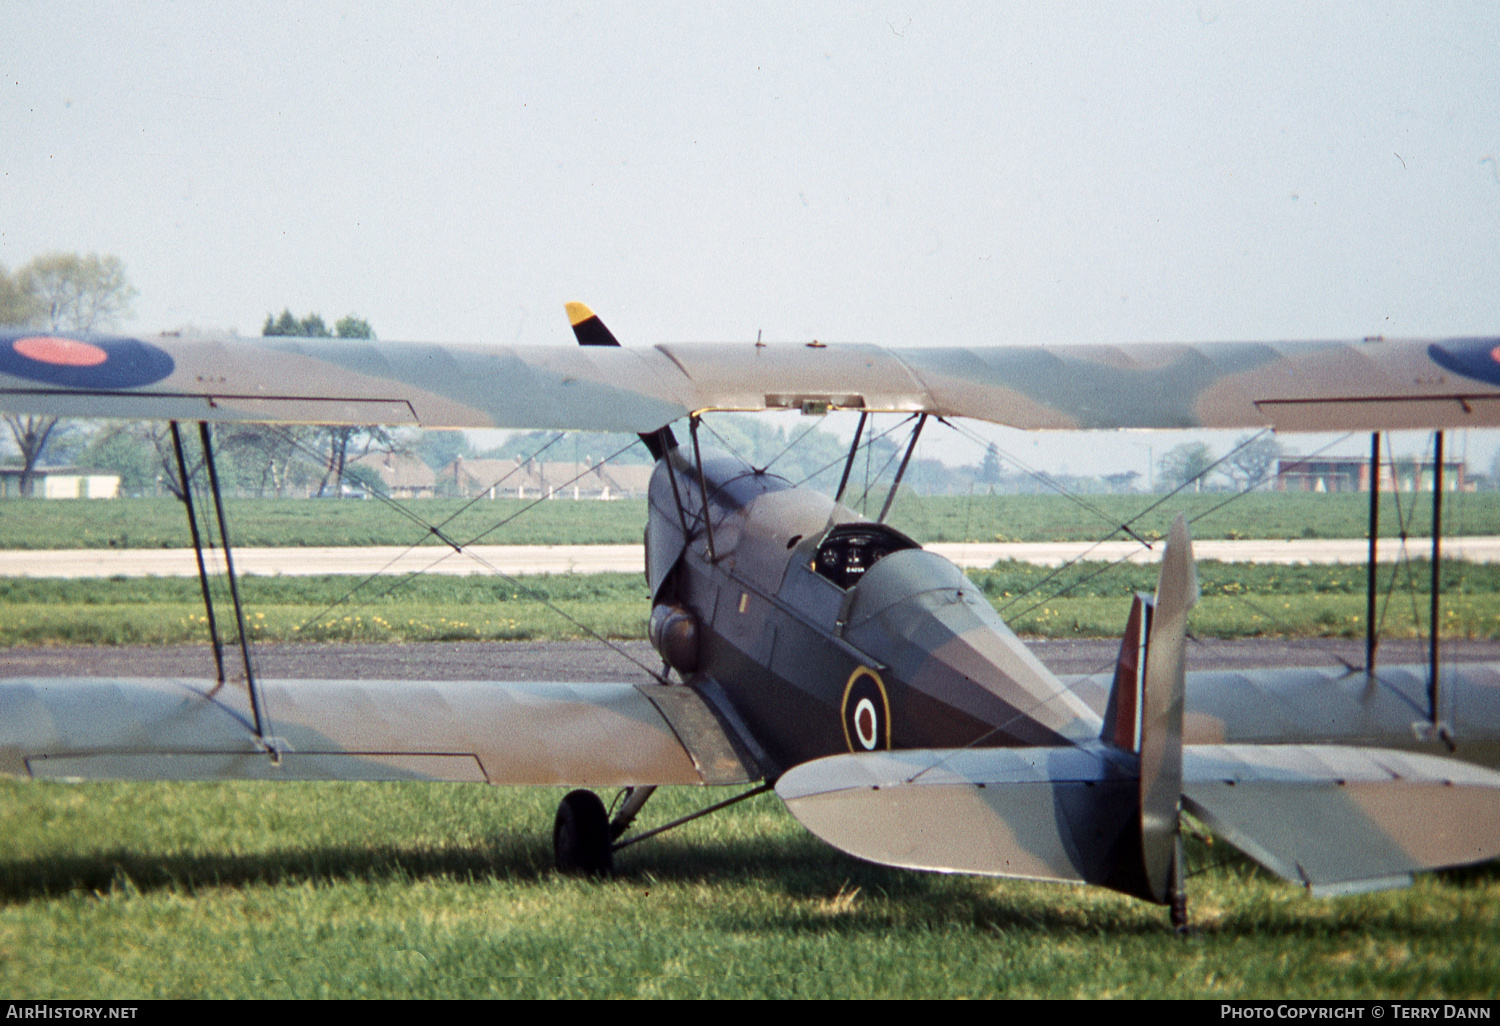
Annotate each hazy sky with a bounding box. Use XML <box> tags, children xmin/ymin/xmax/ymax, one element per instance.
<box><xmin>4</xmin><ymin>3</ymin><xmax>1498</xmax><ymax>476</ymax></box>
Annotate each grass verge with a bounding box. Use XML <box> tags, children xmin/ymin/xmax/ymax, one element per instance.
<box><xmin>1</xmin><ymin>782</ymin><xmax>1495</xmax><ymax>998</ymax></box>
<box><xmin>5</xmin><ymin>491</ymin><xmax>1500</xmax><ymax>549</ymax></box>
<box><xmin>2</xmin><ymin>561</ymin><xmax>1498</xmax><ymax>646</ymax></box>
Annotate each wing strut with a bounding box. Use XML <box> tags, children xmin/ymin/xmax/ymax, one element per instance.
<box><xmin>172</xmin><ymin>420</ymin><xmax>274</xmax><ymax>750</ymax></box>
<box><xmin>834</xmin><ymin>411</ymin><xmax>868</xmax><ymax>504</ymax></box>
<box><xmin>1366</xmin><ymin>431</ymin><xmax>1380</xmax><ymax>674</ymax></box>
<box><xmin>877</xmin><ymin>413</ymin><xmax>927</xmax><ymax>523</ymax></box>
<box><xmin>1429</xmin><ymin>431</ymin><xmax>1444</xmax><ymax>727</ymax></box>
<box><xmin>689</xmin><ymin>414</ymin><xmax>718</xmax><ymax>562</ymax></box>
<box><xmin>170</xmin><ymin>421</ymin><xmax>226</xmax><ymax>686</ymax></box>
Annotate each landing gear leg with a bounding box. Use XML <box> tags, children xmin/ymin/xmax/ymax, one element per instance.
<box><xmin>554</xmin><ymin>789</ymin><xmax>613</xmax><ymax>877</ymax></box>
<box><xmin>610</xmin><ymin>786</ymin><xmax>657</xmax><ymax>840</ymax></box>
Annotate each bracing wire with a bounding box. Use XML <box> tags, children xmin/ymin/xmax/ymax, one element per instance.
<box><xmin>254</xmin><ymin>426</ymin><xmax>574</xmax><ymax>623</ymax></box>
<box><xmin>292</xmin><ymin>434</ymin><xmax>643</xmax><ymax>630</ymax></box>
<box><xmin>244</xmin><ymin>426</ymin><xmax>670</xmax><ymax>683</ymax></box>
<box><xmin>997</xmin><ymin>431</ymin><xmax>1355</xmax><ymax>624</ymax></box>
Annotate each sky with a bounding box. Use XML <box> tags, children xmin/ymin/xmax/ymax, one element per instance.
<box><xmin>3</xmin><ymin>2</ymin><xmax>1499</xmax><ymax>478</ymax></box>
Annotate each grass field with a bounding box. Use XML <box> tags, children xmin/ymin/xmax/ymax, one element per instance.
<box><xmin>1</xmin><ymin>490</ymin><xmax>1495</xmax><ymax>549</ymax></box>
<box><xmin>2</xmin><ymin>559</ymin><xmax>1497</xmax><ymax>646</ymax></box>
<box><xmin>2</xmin><ymin>782</ymin><xmax>1496</xmax><ymax>998</ymax></box>
<box><xmin>4</xmin><ymin>494</ymin><xmax>1499</xmax><ymax>997</ymax></box>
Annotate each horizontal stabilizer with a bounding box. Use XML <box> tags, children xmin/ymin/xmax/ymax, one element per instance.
<box><xmin>777</xmin><ymin>740</ymin><xmax>1500</xmax><ymax>896</ymax></box>
<box><xmin>1183</xmin><ymin>744</ymin><xmax>1500</xmax><ymax>895</ymax></box>
<box><xmin>776</xmin><ymin>744</ymin><xmax>1140</xmax><ymax>885</ymax></box>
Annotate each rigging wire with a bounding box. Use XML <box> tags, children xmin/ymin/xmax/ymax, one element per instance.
<box><xmin>996</xmin><ymin>432</ymin><xmax>1362</xmax><ymax>618</ymax></box>
<box><xmin>258</xmin><ymin>425</ymin><xmax>574</xmax><ymax>624</ymax></box>
<box><xmin>943</xmin><ymin>418</ymin><xmax>1159</xmax><ymax>547</ymax></box>
<box><xmin>760</xmin><ymin>413</ymin><xmax>832</xmax><ymax>475</ymax></box>
<box><xmin>789</xmin><ymin>414</ymin><xmax>918</xmax><ymax>491</ymax></box>
<box><xmin>1376</xmin><ymin>433</ymin><xmax>1426</xmax><ymax>646</ymax></box>
<box><xmin>853</xmin><ymin>414</ymin><xmax>920</xmax><ymax>513</ymax></box>
<box><xmin>990</xmin><ymin>430</ymin><xmax>1292</xmax><ymax>617</ymax></box>
<box><xmin>249</xmin><ymin>428</ymin><xmax>669</xmax><ymax>682</ymax></box>
<box><xmin>904</xmin><ymin>432</ymin><xmax>1333</xmax><ymax>786</ymax></box>
<box><xmin>293</xmin><ymin>434</ymin><xmax>643</xmax><ymax>628</ymax></box>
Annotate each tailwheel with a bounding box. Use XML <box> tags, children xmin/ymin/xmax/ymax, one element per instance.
<box><xmin>554</xmin><ymin>789</ymin><xmax>613</xmax><ymax>877</ymax></box>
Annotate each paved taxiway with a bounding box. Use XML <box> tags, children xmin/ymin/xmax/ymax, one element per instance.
<box><xmin>3</xmin><ymin>537</ymin><xmax>1498</xmax><ymax>578</ymax></box>
<box><xmin>4</xmin><ymin>638</ymin><xmax>1496</xmax><ymax>682</ymax></box>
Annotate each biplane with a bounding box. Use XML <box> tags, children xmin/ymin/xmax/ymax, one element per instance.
<box><xmin>4</xmin><ymin>307</ymin><xmax>1500</xmax><ymax>929</ymax></box>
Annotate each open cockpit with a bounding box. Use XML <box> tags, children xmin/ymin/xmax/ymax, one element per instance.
<box><xmin>811</xmin><ymin>522</ymin><xmax>921</xmax><ymax>590</ymax></box>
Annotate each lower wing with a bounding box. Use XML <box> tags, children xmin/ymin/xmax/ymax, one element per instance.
<box><xmin>0</xmin><ymin>676</ymin><xmax>759</xmax><ymax>787</ymax></box>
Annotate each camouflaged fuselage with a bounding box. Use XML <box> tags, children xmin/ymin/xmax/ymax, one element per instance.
<box><xmin>647</xmin><ymin>447</ymin><xmax>1099</xmax><ymax>777</ymax></box>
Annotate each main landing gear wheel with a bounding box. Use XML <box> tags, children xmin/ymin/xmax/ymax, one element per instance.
<box><xmin>554</xmin><ymin>789</ymin><xmax>613</xmax><ymax>877</ymax></box>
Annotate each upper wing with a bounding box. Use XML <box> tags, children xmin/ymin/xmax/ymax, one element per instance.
<box><xmin>5</xmin><ymin>327</ymin><xmax>1500</xmax><ymax>433</ymax></box>
<box><xmin>0</xmin><ymin>676</ymin><xmax>759</xmax><ymax>787</ymax></box>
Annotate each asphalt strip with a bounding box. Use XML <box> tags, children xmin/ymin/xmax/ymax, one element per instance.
<box><xmin>3</xmin><ymin>537</ymin><xmax>1499</xmax><ymax>578</ymax></box>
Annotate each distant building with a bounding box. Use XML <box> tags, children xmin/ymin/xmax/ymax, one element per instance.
<box><xmin>0</xmin><ymin>467</ymin><xmax>121</xmax><ymax>499</ymax></box>
<box><xmin>441</xmin><ymin>456</ymin><xmax>652</xmax><ymax>500</ymax></box>
<box><xmin>346</xmin><ymin>452</ymin><xmax>437</xmax><ymax>499</ymax></box>
<box><xmin>1275</xmin><ymin>457</ymin><xmax>1468</xmax><ymax>493</ymax></box>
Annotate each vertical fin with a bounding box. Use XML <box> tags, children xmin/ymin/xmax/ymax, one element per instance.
<box><xmin>1138</xmin><ymin>514</ymin><xmax>1197</xmax><ymax>903</ymax></box>
<box><xmin>1101</xmin><ymin>592</ymin><xmax>1153</xmax><ymax>752</ymax></box>
<box><xmin>564</xmin><ymin>302</ymin><xmax>676</xmax><ymax>460</ymax></box>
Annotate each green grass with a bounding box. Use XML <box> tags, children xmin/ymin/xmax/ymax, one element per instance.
<box><xmin>3</xmin><ymin>491</ymin><xmax>1498</xmax><ymax>549</ymax></box>
<box><xmin>0</xmin><ymin>782</ymin><xmax>1494</xmax><ymax>998</ymax></box>
<box><xmin>2</xmin><ymin>561</ymin><xmax>1497</xmax><ymax>646</ymax></box>
<box><xmin>0</xmin><ymin>496</ymin><xmax>652</xmax><ymax>550</ymax></box>
<box><xmin>0</xmin><ymin>573</ymin><xmax>652</xmax><ymax>646</ymax></box>
<box><xmin>979</xmin><ymin>559</ymin><xmax>1500</xmax><ymax>639</ymax></box>
<box><xmin>886</xmin><ymin>489</ymin><xmax>1500</xmax><ymax>544</ymax></box>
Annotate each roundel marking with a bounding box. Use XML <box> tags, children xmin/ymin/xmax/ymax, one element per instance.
<box><xmin>1427</xmin><ymin>339</ymin><xmax>1500</xmax><ymax>389</ymax></box>
<box><xmin>13</xmin><ymin>336</ymin><xmax>108</xmax><ymax>367</ymax></box>
<box><xmin>840</xmin><ymin>666</ymin><xmax>890</xmax><ymax>753</ymax></box>
<box><xmin>0</xmin><ymin>331</ymin><xmax>176</xmax><ymax>389</ymax></box>
<box><xmin>853</xmin><ymin>698</ymin><xmax>878</xmax><ymax>749</ymax></box>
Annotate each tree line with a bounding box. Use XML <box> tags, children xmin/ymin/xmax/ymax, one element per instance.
<box><xmin>0</xmin><ymin>251</ymin><xmax>389</xmax><ymax>498</ymax></box>
<box><xmin>1</xmin><ymin>253</ymin><xmax>138</xmax><ymax>495</ymax></box>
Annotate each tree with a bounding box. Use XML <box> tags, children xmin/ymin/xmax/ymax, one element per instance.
<box><xmin>79</xmin><ymin>423</ymin><xmax>167</xmax><ymax>497</ymax></box>
<box><xmin>263</xmin><ymin>309</ymin><xmax>332</xmax><ymax>337</ymax></box>
<box><xmin>0</xmin><ymin>264</ymin><xmax>41</xmax><ymax>326</ymax></box>
<box><xmin>259</xmin><ymin>310</ymin><xmax>392</xmax><ymax>496</ymax></box>
<box><xmin>413</xmin><ymin>430</ymin><xmax>471</xmax><ymax>471</ymax></box>
<box><xmin>1158</xmin><ymin>441</ymin><xmax>1216</xmax><ymax>493</ymax></box>
<box><xmin>263</xmin><ymin>309</ymin><xmax>299</xmax><ymax>336</ymax></box>
<box><xmin>1222</xmin><ymin>434</ymin><xmax>1281</xmax><ymax>491</ymax></box>
<box><xmin>979</xmin><ymin>443</ymin><xmax>1001</xmax><ymax>486</ymax></box>
<box><xmin>335</xmin><ymin>315</ymin><xmax>374</xmax><ymax>339</ymax></box>
<box><xmin>3</xmin><ymin>252</ymin><xmax>136</xmax><ymax>495</ymax></box>
<box><xmin>17</xmin><ymin>253</ymin><xmax>136</xmax><ymax>334</ymax></box>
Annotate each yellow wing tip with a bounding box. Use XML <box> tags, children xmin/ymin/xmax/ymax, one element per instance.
<box><xmin>565</xmin><ymin>301</ymin><xmax>596</xmax><ymax>327</ymax></box>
